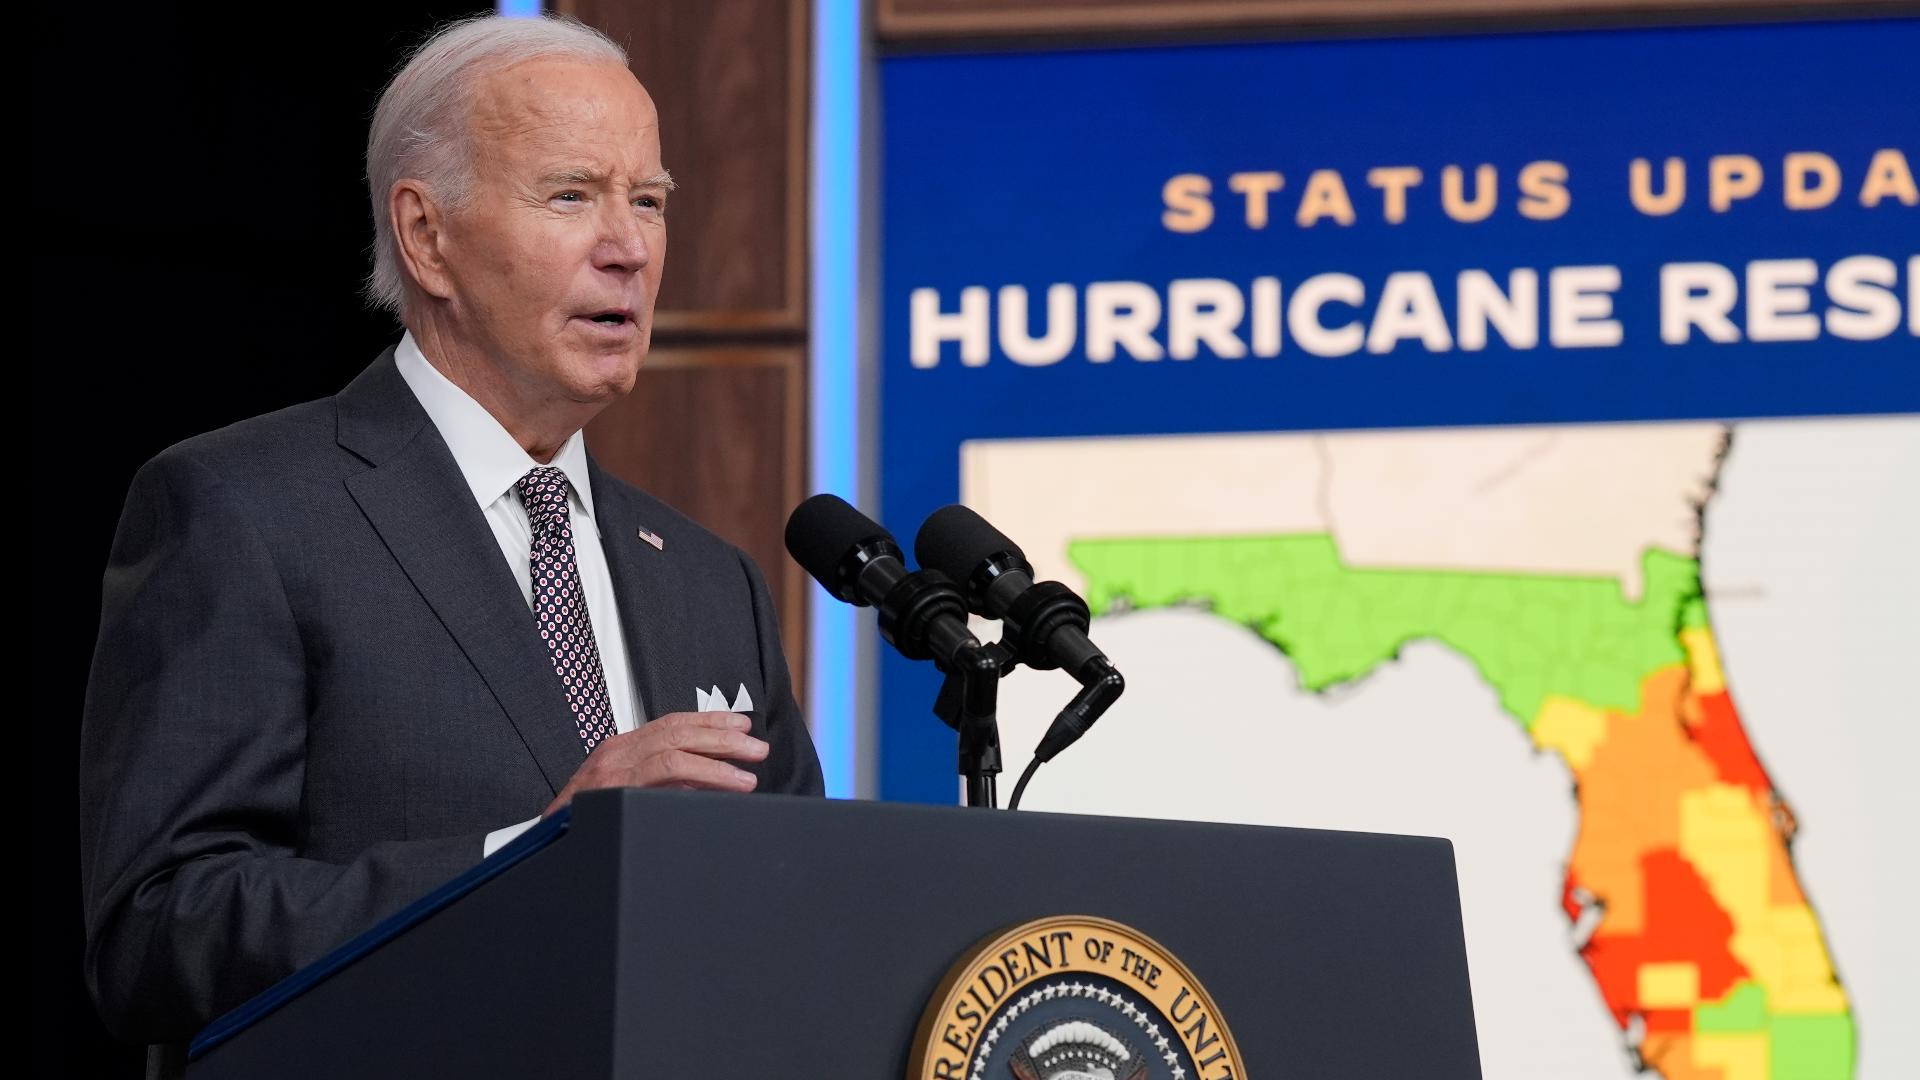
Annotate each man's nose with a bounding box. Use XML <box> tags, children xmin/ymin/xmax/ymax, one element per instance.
<box><xmin>592</xmin><ymin>207</ymin><xmax>652</xmax><ymax>273</ymax></box>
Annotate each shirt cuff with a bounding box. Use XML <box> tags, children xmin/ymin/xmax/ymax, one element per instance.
<box><xmin>482</xmin><ymin>816</ymin><xmax>541</xmax><ymax>858</ymax></box>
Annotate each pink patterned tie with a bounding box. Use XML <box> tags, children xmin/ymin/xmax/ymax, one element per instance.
<box><xmin>517</xmin><ymin>467</ymin><xmax>617</xmax><ymax>753</ymax></box>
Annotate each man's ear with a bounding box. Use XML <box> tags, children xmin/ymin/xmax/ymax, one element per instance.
<box><xmin>391</xmin><ymin>179</ymin><xmax>456</xmax><ymax>302</ymax></box>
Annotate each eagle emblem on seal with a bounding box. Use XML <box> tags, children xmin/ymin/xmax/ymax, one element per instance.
<box><xmin>1009</xmin><ymin>1019</ymin><xmax>1148</xmax><ymax>1080</ymax></box>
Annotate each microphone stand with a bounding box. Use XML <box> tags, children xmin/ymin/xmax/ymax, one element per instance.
<box><xmin>868</xmin><ymin>564</ymin><xmax>1008</xmax><ymax>808</ymax></box>
<box><xmin>933</xmin><ymin>641</ymin><xmax>1012</xmax><ymax>808</ymax></box>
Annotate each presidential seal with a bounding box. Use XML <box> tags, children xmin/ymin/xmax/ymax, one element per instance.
<box><xmin>909</xmin><ymin>916</ymin><xmax>1247</xmax><ymax>1080</ymax></box>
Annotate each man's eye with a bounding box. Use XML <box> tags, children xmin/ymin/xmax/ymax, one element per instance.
<box><xmin>635</xmin><ymin>195</ymin><xmax>664</xmax><ymax>211</ymax></box>
<box><xmin>553</xmin><ymin>192</ymin><xmax>584</xmax><ymax>204</ymax></box>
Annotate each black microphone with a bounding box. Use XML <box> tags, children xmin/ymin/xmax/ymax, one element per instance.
<box><xmin>915</xmin><ymin>504</ymin><xmax>1123</xmax><ymax>764</ymax></box>
<box><xmin>915</xmin><ymin>504</ymin><xmax>1105</xmax><ymax>677</ymax></box>
<box><xmin>784</xmin><ymin>494</ymin><xmax>980</xmax><ymax>669</ymax></box>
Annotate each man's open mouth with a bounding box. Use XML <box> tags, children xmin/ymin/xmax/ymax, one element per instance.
<box><xmin>583</xmin><ymin>310</ymin><xmax>633</xmax><ymax>326</ymax></box>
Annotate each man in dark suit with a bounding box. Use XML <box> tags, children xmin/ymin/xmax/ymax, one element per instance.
<box><xmin>77</xmin><ymin>14</ymin><xmax>822</xmax><ymax>1074</ymax></box>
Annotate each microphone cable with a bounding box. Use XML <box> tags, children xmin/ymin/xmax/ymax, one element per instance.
<box><xmin>1008</xmin><ymin>755</ymin><xmax>1044</xmax><ymax>811</ymax></box>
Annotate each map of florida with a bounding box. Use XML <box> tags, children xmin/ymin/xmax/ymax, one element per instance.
<box><xmin>1068</xmin><ymin>534</ymin><xmax>1853</xmax><ymax>1080</ymax></box>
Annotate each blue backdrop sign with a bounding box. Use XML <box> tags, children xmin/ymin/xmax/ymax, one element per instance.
<box><xmin>877</xmin><ymin>18</ymin><xmax>1918</xmax><ymax>803</ymax></box>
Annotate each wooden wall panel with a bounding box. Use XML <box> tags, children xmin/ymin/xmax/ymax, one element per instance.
<box><xmin>587</xmin><ymin>349</ymin><xmax>809</xmax><ymax>677</ymax></box>
<box><xmin>563</xmin><ymin>0</ymin><xmax>807</xmax><ymax>333</ymax></box>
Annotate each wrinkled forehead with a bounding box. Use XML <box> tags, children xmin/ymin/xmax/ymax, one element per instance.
<box><xmin>467</xmin><ymin>57</ymin><xmax>662</xmax><ymax>176</ymax></box>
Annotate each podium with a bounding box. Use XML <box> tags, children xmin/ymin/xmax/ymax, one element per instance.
<box><xmin>187</xmin><ymin>789</ymin><xmax>1482</xmax><ymax>1077</ymax></box>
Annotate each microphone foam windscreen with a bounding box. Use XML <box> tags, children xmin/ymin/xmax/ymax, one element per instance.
<box><xmin>784</xmin><ymin>493</ymin><xmax>896</xmax><ymax>589</ymax></box>
<box><xmin>914</xmin><ymin>504</ymin><xmax>1025</xmax><ymax>583</ymax></box>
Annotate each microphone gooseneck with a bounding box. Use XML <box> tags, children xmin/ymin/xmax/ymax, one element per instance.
<box><xmin>915</xmin><ymin>504</ymin><xmax>1126</xmax><ymax>774</ymax></box>
<box><xmin>787</xmin><ymin>495</ymin><xmax>1005</xmax><ymax>807</ymax></box>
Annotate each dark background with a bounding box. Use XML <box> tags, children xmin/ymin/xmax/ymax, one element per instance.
<box><xmin>34</xmin><ymin>4</ymin><xmax>475</xmax><ymax>1074</ymax></box>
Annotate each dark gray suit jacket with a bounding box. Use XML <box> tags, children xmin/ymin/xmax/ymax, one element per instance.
<box><xmin>78</xmin><ymin>348</ymin><xmax>823</xmax><ymax>1069</ymax></box>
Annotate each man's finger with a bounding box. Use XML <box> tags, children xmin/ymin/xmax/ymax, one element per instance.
<box><xmin>649</xmin><ymin>750</ymin><xmax>758</xmax><ymax>792</ymax></box>
<box><xmin>586</xmin><ymin>725</ymin><xmax>766</xmax><ymax>769</ymax></box>
<box><xmin>621</xmin><ymin>717</ymin><xmax>766</xmax><ymax>759</ymax></box>
<box><xmin>652</xmin><ymin>710</ymin><xmax>753</xmax><ymax>732</ymax></box>
<box><xmin>644</xmin><ymin>725</ymin><xmax>768</xmax><ymax>763</ymax></box>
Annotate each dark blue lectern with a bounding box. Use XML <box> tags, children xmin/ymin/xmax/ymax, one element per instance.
<box><xmin>187</xmin><ymin>789</ymin><xmax>1482</xmax><ymax>1076</ymax></box>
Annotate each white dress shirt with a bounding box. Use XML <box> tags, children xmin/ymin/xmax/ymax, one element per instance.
<box><xmin>393</xmin><ymin>332</ymin><xmax>643</xmax><ymax>856</ymax></box>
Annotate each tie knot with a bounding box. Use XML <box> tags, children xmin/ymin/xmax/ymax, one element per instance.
<box><xmin>516</xmin><ymin>467</ymin><xmax>572</xmax><ymax>529</ymax></box>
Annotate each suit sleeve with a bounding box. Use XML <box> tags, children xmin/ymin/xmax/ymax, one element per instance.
<box><xmin>737</xmin><ymin>549</ymin><xmax>825</xmax><ymax>797</ymax></box>
<box><xmin>78</xmin><ymin>450</ymin><xmax>484</xmax><ymax>1044</ymax></box>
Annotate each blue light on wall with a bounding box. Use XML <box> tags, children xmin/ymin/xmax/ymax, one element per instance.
<box><xmin>497</xmin><ymin>0</ymin><xmax>542</xmax><ymax>17</ymax></box>
<box><xmin>809</xmin><ymin>0</ymin><xmax>863</xmax><ymax>798</ymax></box>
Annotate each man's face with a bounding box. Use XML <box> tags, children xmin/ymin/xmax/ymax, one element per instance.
<box><xmin>436</xmin><ymin>57</ymin><xmax>667</xmax><ymax>407</ymax></box>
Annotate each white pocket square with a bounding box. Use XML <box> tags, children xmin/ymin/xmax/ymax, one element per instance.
<box><xmin>696</xmin><ymin>683</ymin><xmax>754</xmax><ymax>713</ymax></box>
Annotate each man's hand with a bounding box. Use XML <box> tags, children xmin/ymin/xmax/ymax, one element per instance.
<box><xmin>542</xmin><ymin>712</ymin><xmax>768</xmax><ymax>816</ymax></box>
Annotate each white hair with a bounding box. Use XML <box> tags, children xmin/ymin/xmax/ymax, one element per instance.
<box><xmin>364</xmin><ymin>13</ymin><xmax>629</xmax><ymax>316</ymax></box>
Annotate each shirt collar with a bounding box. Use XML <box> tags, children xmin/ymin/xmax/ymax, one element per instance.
<box><xmin>392</xmin><ymin>331</ymin><xmax>598</xmax><ymax>523</ymax></box>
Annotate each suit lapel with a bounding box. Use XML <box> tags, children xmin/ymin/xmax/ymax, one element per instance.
<box><xmin>337</xmin><ymin>351</ymin><xmax>585</xmax><ymax>795</ymax></box>
<box><xmin>589</xmin><ymin>458</ymin><xmax>697</xmax><ymax>721</ymax></box>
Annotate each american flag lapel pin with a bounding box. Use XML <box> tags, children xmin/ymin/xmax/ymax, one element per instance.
<box><xmin>637</xmin><ymin>526</ymin><xmax>665</xmax><ymax>551</ymax></box>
